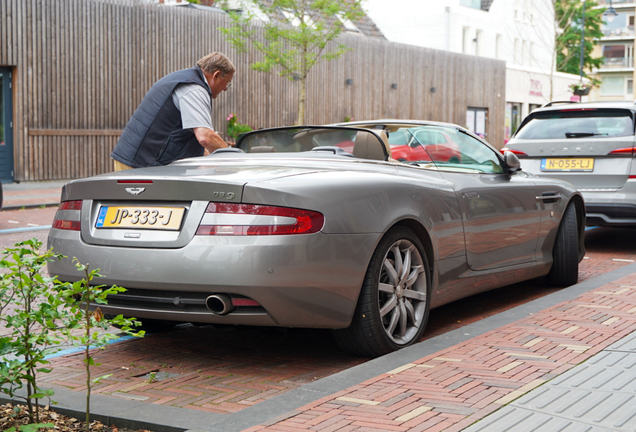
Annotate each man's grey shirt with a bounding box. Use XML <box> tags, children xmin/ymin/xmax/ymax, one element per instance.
<box><xmin>172</xmin><ymin>83</ymin><xmax>214</xmax><ymax>131</ymax></box>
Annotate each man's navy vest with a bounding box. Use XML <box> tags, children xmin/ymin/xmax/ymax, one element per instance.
<box><xmin>111</xmin><ymin>66</ymin><xmax>212</xmax><ymax>168</ymax></box>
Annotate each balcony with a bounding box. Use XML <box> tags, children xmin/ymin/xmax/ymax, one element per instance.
<box><xmin>603</xmin><ymin>26</ymin><xmax>635</xmax><ymax>37</ymax></box>
<box><xmin>601</xmin><ymin>56</ymin><xmax>634</xmax><ymax>69</ymax></box>
<box><xmin>598</xmin><ymin>0</ymin><xmax>635</xmax><ymax>4</ymax></box>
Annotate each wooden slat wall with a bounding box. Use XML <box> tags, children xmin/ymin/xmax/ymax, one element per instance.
<box><xmin>0</xmin><ymin>0</ymin><xmax>506</xmax><ymax>181</ymax></box>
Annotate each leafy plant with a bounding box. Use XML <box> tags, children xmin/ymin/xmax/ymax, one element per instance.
<box><xmin>555</xmin><ymin>0</ymin><xmax>605</xmax><ymax>82</ymax></box>
<box><xmin>569</xmin><ymin>82</ymin><xmax>592</xmax><ymax>92</ymax></box>
<box><xmin>0</xmin><ymin>239</ymin><xmax>70</xmax><ymax>423</ymax></box>
<box><xmin>226</xmin><ymin>113</ymin><xmax>253</xmax><ymax>141</ymax></box>
<box><xmin>0</xmin><ymin>238</ymin><xmax>144</xmax><ymax>431</ymax></box>
<box><xmin>219</xmin><ymin>0</ymin><xmax>365</xmax><ymax>125</ymax></box>
<box><xmin>60</xmin><ymin>259</ymin><xmax>144</xmax><ymax>432</ymax></box>
<box><xmin>4</xmin><ymin>423</ymin><xmax>54</xmax><ymax>432</ymax></box>
<box><xmin>146</xmin><ymin>371</ymin><xmax>157</xmax><ymax>384</ymax></box>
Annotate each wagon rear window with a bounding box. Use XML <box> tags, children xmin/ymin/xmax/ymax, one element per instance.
<box><xmin>514</xmin><ymin>109</ymin><xmax>634</xmax><ymax>140</ymax></box>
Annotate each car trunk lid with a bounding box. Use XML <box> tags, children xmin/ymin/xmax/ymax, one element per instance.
<box><xmin>59</xmin><ymin>162</ymin><xmax>323</xmax><ymax>248</ymax></box>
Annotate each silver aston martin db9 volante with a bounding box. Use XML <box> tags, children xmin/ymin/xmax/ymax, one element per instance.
<box><xmin>48</xmin><ymin>120</ymin><xmax>585</xmax><ymax>357</ymax></box>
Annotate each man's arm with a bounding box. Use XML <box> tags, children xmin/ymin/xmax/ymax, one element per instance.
<box><xmin>193</xmin><ymin>127</ymin><xmax>228</xmax><ymax>154</ymax></box>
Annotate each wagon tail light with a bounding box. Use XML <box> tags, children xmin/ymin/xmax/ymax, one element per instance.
<box><xmin>501</xmin><ymin>148</ymin><xmax>527</xmax><ymax>157</ymax></box>
<box><xmin>196</xmin><ymin>203</ymin><xmax>325</xmax><ymax>236</ymax></box>
<box><xmin>608</xmin><ymin>147</ymin><xmax>635</xmax><ymax>155</ymax></box>
<box><xmin>52</xmin><ymin>200</ymin><xmax>82</xmax><ymax>231</ymax></box>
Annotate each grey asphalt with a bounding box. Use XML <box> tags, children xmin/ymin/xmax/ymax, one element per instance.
<box><xmin>1</xmin><ymin>262</ymin><xmax>636</xmax><ymax>431</ymax></box>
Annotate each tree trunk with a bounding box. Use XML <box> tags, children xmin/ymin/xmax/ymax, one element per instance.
<box><xmin>296</xmin><ymin>46</ymin><xmax>308</xmax><ymax>126</ymax></box>
<box><xmin>297</xmin><ymin>77</ymin><xmax>306</xmax><ymax>126</ymax></box>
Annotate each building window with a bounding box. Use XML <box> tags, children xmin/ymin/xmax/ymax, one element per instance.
<box><xmin>475</xmin><ymin>30</ymin><xmax>482</xmax><ymax>56</ymax></box>
<box><xmin>505</xmin><ymin>103</ymin><xmax>522</xmax><ymax>141</ymax></box>
<box><xmin>628</xmin><ymin>79</ymin><xmax>634</xmax><ymax>95</ymax></box>
<box><xmin>460</xmin><ymin>0</ymin><xmax>481</xmax><ymax>9</ymax></box>
<box><xmin>496</xmin><ymin>34</ymin><xmax>502</xmax><ymax>59</ymax></box>
<box><xmin>463</xmin><ymin>27</ymin><xmax>469</xmax><ymax>54</ymax></box>
<box><xmin>603</xmin><ymin>45</ymin><xmax>630</xmax><ymax>68</ymax></box>
<box><xmin>601</xmin><ymin>76</ymin><xmax>625</xmax><ymax>95</ymax></box>
<box><xmin>466</xmin><ymin>107</ymin><xmax>487</xmax><ymax>138</ymax></box>
<box><xmin>522</xmin><ymin>40</ymin><xmax>527</xmax><ymax>66</ymax></box>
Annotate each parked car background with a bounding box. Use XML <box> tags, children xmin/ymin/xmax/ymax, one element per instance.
<box><xmin>503</xmin><ymin>102</ymin><xmax>636</xmax><ymax>227</ymax></box>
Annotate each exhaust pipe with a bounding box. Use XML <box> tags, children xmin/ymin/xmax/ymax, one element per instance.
<box><xmin>205</xmin><ymin>294</ymin><xmax>235</xmax><ymax>315</ymax></box>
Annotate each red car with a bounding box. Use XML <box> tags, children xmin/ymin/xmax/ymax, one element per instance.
<box><xmin>388</xmin><ymin>129</ymin><xmax>461</xmax><ymax>163</ymax></box>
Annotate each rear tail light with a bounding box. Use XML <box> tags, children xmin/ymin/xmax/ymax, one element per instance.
<box><xmin>52</xmin><ymin>200</ymin><xmax>82</xmax><ymax>231</ymax></box>
<box><xmin>196</xmin><ymin>203</ymin><xmax>324</xmax><ymax>236</ymax></box>
<box><xmin>608</xmin><ymin>147</ymin><xmax>635</xmax><ymax>155</ymax></box>
<box><xmin>501</xmin><ymin>148</ymin><xmax>527</xmax><ymax>156</ymax></box>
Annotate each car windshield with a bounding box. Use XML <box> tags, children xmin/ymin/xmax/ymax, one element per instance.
<box><xmin>387</xmin><ymin>125</ymin><xmax>504</xmax><ymax>174</ymax></box>
<box><xmin>514</xmin><ymin>109</ymin><xmax>634</xmax><ymax>140</ymax></box>
<box><xmin>235</xmin><ymin>127</ymin><xmax>388</xmax><ymax>160</ymax></box>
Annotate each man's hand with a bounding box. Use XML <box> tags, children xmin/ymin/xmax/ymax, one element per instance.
<box><xmin>193</xmin><ymin>127</ymin><xmax>228</xmax><ymax>154</ymax></box>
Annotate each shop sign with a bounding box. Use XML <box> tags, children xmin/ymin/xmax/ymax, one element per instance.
<box><xmin>530</xmin><ymin>79</ymin><xmax>543</xmax><ymax>96</ymax></box>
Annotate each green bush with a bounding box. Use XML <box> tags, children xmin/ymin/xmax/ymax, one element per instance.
<box><xmin>0</xmin><ymin>239</ymin><xmax>143</xmax><ymax>431</ymax></box>
<box><xmin>226</xmin><ymin>113</ymin><xmax>253</xmax><ymax>141</ymax></box>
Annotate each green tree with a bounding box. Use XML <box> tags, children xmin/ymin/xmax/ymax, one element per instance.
<box><xmin>61</xmin><ymin>259</ymin><xmax>143</xmax><ymax>432</ymax></box>
<box><xmin>0</xmin><ymin>240</ymin><xmax>67</xmax><ymax>423</ymax></box>
<box><xmin>555</xmin><ymin>0</ymin><xmax>605</xmax><ymax>81</ymax></box>
<box><xmin>219</xmin><ymin>0</ymin><xmax>365</xmax><ymax>125</ymax></box>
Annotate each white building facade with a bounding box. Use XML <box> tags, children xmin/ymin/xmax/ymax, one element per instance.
<box><xmin>591</xmin><ymin>0</ymin><xmax>635</xmax><ymax>102</ymax></box>
<box><xmin>363</xmin><ymin>0</ymin><xmax>585</xmax><ymax>141</ymax></box>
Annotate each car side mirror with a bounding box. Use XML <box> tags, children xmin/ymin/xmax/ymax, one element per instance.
<box><xmin>504</xmin><ymin>151</ymin><xmax>522</xmax><ymax>173</ymax></box>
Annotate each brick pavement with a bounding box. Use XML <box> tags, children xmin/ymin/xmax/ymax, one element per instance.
<box><xmin>2</xmin><ymin>181</ymin><xmax>65</xmax><ymax>209</ymax></box>
<box><xmin>27</xmin><ymin>226</ymin><xmax>636</xmax><ymax>420</ymax></box>
<box><xmin>243</xmin><ymin>270</ymin><xmax>636</xmax><ymax>432</ymax></box>
<box><xmin>2</xmin><ymin>199</ymin><xmax>636</xmax><ymax>429</ymax></box>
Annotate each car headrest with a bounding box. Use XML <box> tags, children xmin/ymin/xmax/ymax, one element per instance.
<box><xmin>353</xmin><ymin>130</ymin><xmax>389</xmax><ymax>161</ymax></box>
<box><xmin>249</xmin><ymin>146</ymin><xmax>278</xmax><ymax>153</ymax></box>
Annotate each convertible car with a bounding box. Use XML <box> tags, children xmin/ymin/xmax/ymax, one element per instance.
<box><xmin>48</xmin><ymin>120</ymin><xmax>585</xmax><ymax>357</ymax></box>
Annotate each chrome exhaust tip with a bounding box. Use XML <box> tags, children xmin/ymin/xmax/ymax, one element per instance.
<box><xmin>205</xmin><ymin>294</ymin><xmax>235</xmax><ymax>315</ymax></box>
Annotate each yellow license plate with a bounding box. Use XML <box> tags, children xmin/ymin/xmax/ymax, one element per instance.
<box><xmin>95</xmin><ymin>206</ymin><xmax>185</xmax><ymax>230</ymax></box>
<box><xmin>541</xmin><ymin>158</ymin><xmax>594</xmax><ymax>172</ymax></box>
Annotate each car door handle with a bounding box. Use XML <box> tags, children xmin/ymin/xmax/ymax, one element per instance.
<box><xmin>536</xmin><ymin>192</ymin><xmax>562</xmax><ymax>204</ymax></box>
<box><xmin>462</xmin><ymin>192</ymin><xmax>480</xmax><ymax>199</ymax></box>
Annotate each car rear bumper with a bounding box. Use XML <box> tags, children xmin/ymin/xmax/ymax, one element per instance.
<box><xmin>47</xmin><ymin>229</ymin><xmax>380</xmax><ymax>328</ymax></box>
<box><xmin>585</xmin><ymin>203</ymin><xmax>636</xmax><ymax>226</ymax></box>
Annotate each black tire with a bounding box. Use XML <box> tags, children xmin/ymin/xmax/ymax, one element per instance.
<box><xmin>333</xmin><ymin>227</ymin><xmax>431</xmax><ymax>357</ymax></box>
<box><xmin>545</xmin><ymin>203</ymin><xmax>579</xmax><ymax>287</ymax></box>
<box><xmin>104</xmin><ymin>314</ymin><xmax>176</xmax><ymax>333</ymax></box>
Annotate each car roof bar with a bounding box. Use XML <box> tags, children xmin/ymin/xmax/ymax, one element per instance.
<box><xmin>542</xmin><ymin>100</ymin><xmax>577</xmax><ymax>108</ymax></box>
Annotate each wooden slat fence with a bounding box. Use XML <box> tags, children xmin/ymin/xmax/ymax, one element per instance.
<box><xmin>0</xmin><ymin>0</ymin><xmax>506</xmax><ymax>181</ymax></box>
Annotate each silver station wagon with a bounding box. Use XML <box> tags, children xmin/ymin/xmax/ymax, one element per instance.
<box><xmin>504</xmin><ymin>102</ymin><xmax>636</xmax><ymax>227</ymax></box>
<box><xmin>48</xmin><ymin>121</ymin><xmax>585</xmax><ymax>357</ymax></box>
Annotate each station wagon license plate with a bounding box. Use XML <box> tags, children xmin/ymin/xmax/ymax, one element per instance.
<box><xmin>95</xmin><ymin>206</ymin><xmax>185</xmax><ymax>230</ymax></box>
<box><xmin>541</xmin><ymin>158</ymin><xmax>594</xmax><ymax>172</ymax></box>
